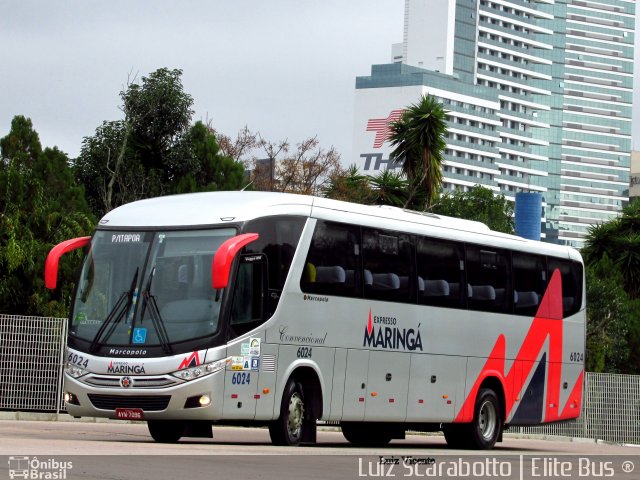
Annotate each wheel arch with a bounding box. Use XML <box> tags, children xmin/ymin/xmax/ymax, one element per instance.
<box><xmin>276</xmin><ymin>360</ymin><xmax>325</xmax><ymax>421</ymax></box>
<box><xmin>478</xmin><ymin>376</ymin><xmax>506</xmax><ymax>423</ymax></box>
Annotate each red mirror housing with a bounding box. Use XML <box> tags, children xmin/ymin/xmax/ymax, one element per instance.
<box><xmin>212</xmin><ymin>233</ymin><xmax>259</xmax><ymax>289</ymax></box>
<box><xmin>45</xmin><ymin>236</ymin><xmax>91</xmax><ymax>289</ymax></box>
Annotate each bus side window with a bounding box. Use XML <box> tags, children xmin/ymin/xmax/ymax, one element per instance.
<box><xmin>243</xmin><ymin>216</ymin><xmax>306</xmax><ymax>316</ymax></box>
<box><xmin>466</xmin><ymin>245</ymin><xmax>511</xmax><ymax>314</ymax></box>
<box><xmin>363</xmin><ymin>229</ymin><xmax>415</xmax><ymax>304</ymax></box>
<box><xmin>417</xmin><ymin>237</ymin><xmax>465</xmax><ymax>309</ymax></box>
<box><xmin>512</xmin><ymin>252</ymin><xmax>546</xmax><ymax>317</ymax></box>
<box><xmin>229</xmin><ymin>256</ymin><xmax>267</xmax><ymax>338</ymax></box>
<box><xmin>547</xmin><ymin>257</ymin><xmax>583</xmax><ymax>318</ymax></box>
<box><xmin>300</xmin><ymin>220</ymin><xmax>361</xmax><ymax>298</ymax></box>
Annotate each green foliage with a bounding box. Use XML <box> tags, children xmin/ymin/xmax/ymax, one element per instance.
<box><xmin>583</xmin><ymin>202</ymin><xmax>640</xmax><ymax>299</ymax></box>
<box><xmin>582</xmin><ymin>203</ymin><xmax>640</xmax><ymax>373</ymax></box>
<box><xmin>75</xmin><ymin>69</ymin><xmax>245</xmax><ymax>218</ymax></box>
<box><xmin>123</xmin><ymin>68</ymin><xmax>194</xmax><ymax>173</ymax></box>
<box><xmin>388</xmin><ymin>95</ymin><xmax>448</xmax><ymax>208</ymax></box>
<box><xmin>324</xmin><ymin>165</ymin><xmax>374</xmax><ymax>204</ymax></box>
<box><xmin>585</xmin><ymin>256</ymin><xmax>632</xmax><ymax>373</ymax></box>
<box><xmin>0</xmin><ymin>116</ymin><xmax>94</xmax><ymax>317</ymax></box>
<box><xmin>368</xmin><ymin>169</ymin><xmax>410</xmax><ymax>208</ymax></box>
<box><xmin>431</xmin><ymin>185</ymin><xmax>515</xmax><ymax>234</ymax></box>
<box><xmin>173</xmin><ymin>121</ymin><xmax>246</xmax><ymax>193</ymax></box>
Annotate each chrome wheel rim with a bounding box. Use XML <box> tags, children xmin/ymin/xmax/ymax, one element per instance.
<box><xmin>287</xmin><ymin>392</ymin><xmax>304</xmax><ymax>441</ymax></box>
<box><xmin>478</xmin><ymin>399</ymin><xmax>497</xmax><ymax>441</ymax></box>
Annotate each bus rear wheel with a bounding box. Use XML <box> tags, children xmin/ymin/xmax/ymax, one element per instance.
<box><xmin>470</xmin><ymin>388</ymin><xmax>502</xmax><ymax>449</ymax></box>
<box><xmin>269</xmin><ymin>378</ymin><xmax>306</xmax><ymax>446</ymax></box>
<box><xmin>443</xmin><ymin>388</ymin><xmax>502</xmax><ymax>450</ymax></box>
<box><xmin>341</xmin><ymin>422</ymin><xmax>392</xmax><ymax>447</ymax></box>
<box><xmin>147</xmin><ymin>420</ymin><xmax>185</xmax><ymax>443</ymax></box>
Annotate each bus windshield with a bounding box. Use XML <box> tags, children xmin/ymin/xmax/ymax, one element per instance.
<box><xmin>70</xmin><ymin>228</ymin><xmax>236</xmax><ymax>348</ymax></box>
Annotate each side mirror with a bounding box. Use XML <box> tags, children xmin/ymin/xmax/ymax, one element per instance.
<box><xmin>212</xmin><ymin>233</ymin><xmax>259</xmax><ymax>290</ymax></box>
<box><xmin>45</xmin><ymin>236</ymin><xmax>91</xmax><ymax>289</ymax></box>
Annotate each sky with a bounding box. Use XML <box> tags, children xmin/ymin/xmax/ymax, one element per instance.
<box><xmin>1</xmin><ymin>2</ymin><xmax>638</xmax><ymax>166</ymax></box>
<box><xmin>0</xmin><ymin>1</ymin><xmax>404</xmax><ymax>164</ymax></box>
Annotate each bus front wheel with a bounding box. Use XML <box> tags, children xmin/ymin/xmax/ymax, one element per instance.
<box><xmin>147</xmin><ymin>420</ymin><xmax>185</xmax><ymax>443</ymax></box>
<box><xmin>269</xmin><ymin>378</ymin><xmax>306</xmax><ymax>446</ymax></box>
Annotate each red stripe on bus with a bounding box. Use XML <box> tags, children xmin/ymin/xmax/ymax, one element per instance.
<box><xmin>454</xmin><ymin>269</ymin><xmax>579</xmax><ymax>423</ymax></box>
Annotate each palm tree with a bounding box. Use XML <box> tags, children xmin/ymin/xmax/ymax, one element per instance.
<box><xmin>369</xmin><ymin>169</ymin><xmax>410</xmax><ymax>207</ymax></box>
<box><xmin>388</xmin><ymin>94</ymin><xmax>448</xmax><ymax>209</ymax></box>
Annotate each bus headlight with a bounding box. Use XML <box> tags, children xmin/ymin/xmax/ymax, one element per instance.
<box><xmin>65</xmin><ymin>364</ymin><xmax>88</xmax><ymax>378</ymax></box>
<box><xmin>171</xmin><ymin>358</ymin><xmax>227</xmax><ymax>381</ymax></box>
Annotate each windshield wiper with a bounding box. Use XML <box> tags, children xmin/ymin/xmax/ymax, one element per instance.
<box><xmin>139</xmin><ymin>267</ymin><xmax>173</xmax><ymax>354</ymax></box>
<box><xmin>89</xmin><ymin>268</ymin><xmax>139</xmax><ymax>353</ymax></box>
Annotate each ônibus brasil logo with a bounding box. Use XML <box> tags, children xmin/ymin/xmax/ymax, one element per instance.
<box><xmin>363</xmin><ymin>309</ymin><xmax>423</xmax><ymax>351</ymax></box>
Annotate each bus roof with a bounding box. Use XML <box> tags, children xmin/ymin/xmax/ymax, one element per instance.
<box><xmin>99</xmin><ymin>191</ymin><xmax>581</xmax><ymax>261</ymax></box>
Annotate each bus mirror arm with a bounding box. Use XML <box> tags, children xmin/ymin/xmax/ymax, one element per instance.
<box><xmin>45</xmin><ymin>236</ymin><xmax>92</xmax><ymax>289</ymax></box>
<box><xmin>212</xmin><ymin>233</ymin><xmax>260</xmax><ymax>290</ymax></box>
<box><xmin>215</xmin><ymin>289</ymin><xmax>222</xmax><ymax>302</ymax></box>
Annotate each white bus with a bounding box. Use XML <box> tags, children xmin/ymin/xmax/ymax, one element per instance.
<box><xmin>46</xmin><ymin>191</ymin><xmax>585</xmax><ymax>449</ymax></box>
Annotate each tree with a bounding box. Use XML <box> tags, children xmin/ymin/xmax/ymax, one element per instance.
<box><xmin>324</xmin><ymin>165</ymin><xmax>374</xmax><ymax>204</ymax></box>
<box><xmin>368</xmin><ymin>169</ymin><xmax>411</xmax><ymax>207</ymax></box>
<box><xmin>388</xmin><ymin>95</ymin><xmax>448</xmax><ymax>209</ymax></box>
<box><xmin>122</xmin><ymin>68</ymin><xmax>194</xmax><ymax>175</ymax></box>
<box><xmin>173</xmin><ymin>121</ymin><xmax>246</xmax><ymax>193</ymax></box>
<box><xmin>0</xmin><ymin>116</ymin><xmax>94</xmax><ymax>317</ymax></box>
<box><xmin>583</xmin><ymin>202</ymin><xmax>640</xmax><ymax>299</ymax></box>
<box><xmin>217</xmin><ymin>126</ymin><xmax>342</xmax><ymax>196</ymax></box>
<box><xmin>585</xmin><ymin>256</ymin><xmax>632</xmax><ymax>373</ymax></box>
<box><xmin>216</xmin><ymin>125</ymin><xmax>259</xmax><ymax>167</ymax></box>
<box><xmin>430</xmin><ymin>185</ymin><xmax>515</xmax><ymax>234</ymax></box>
<box><xmin>75</xmin><ymin>68</ymin><xmax>246</xmax><ymax>218</ymax></box>
<box><xmin>581</xmin><ymin>203</ymin><xmax>640</xmax><ymax>373</ymax></box>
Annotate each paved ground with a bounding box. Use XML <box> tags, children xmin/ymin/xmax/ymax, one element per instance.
<box><xmin>1</xmin><ymin>418</ymin><xmax>638</xmax><ymax>479</ymax></box>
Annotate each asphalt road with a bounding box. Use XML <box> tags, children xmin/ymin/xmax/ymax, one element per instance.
<box><xmin>1</xmin><ymin>420</ymin><xmax>638</xmax><ymax>480</ymax></box>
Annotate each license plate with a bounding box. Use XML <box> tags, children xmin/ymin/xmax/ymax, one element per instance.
<box><xmin>115</xmin><ymin>408</ymin><xmax>144</xmax><ymax>420</ymax></box>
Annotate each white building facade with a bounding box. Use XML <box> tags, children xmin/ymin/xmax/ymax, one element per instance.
<box><xmin>353</xmin><ymin>0</ymin><xmax>634</xmax><ymax>247</ymax></box>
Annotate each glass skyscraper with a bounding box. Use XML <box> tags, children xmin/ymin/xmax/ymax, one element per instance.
<box><xmin>352</xmin><ymin>0</ymin><xmax>634</xmax><ymax>247</ymax></box>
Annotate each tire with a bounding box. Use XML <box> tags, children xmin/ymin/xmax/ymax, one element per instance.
<box><xmin>443</xmin><ymin>388</ymin><xmax>502</xmax><ymax>450</ymax></box>
<box><xmin>469</xmin><ymin>388</ymin><xmax>503</xmax><ymax>450</ymax></box>
<box><xmin>269</xmin><ymin>378</ymin><xmax>306</xmax><ymax>446</ymax></box>
<box><xmin>341</xmin><ymin>422</ymin><xmax>392</xmax><ymax>447</ymax></box>
<box><xmin>147</xmin><ymin>420</ymin><xmax>186</xmax><ymax>443</ymax></box>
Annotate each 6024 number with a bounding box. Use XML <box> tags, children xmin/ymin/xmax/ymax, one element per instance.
<box><xmin>569</xmin><ymin>352</ymin><xmax>584</xmax><ymax>362</ymax></box>
<box><xmin>297</xmin><ymin>347</ymin><xmax>312</xmax><ymax>358</ymax></box>
<box><xmin>231</xmin><ymin>372</ymin><xmax>251</xmax><ymax>385</ymax></box>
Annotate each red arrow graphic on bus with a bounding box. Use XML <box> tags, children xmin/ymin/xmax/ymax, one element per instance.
<box><xmin>178</xmin><ymin>351</ymin><xmax>201</xmax><ymax>370</ymax></box>
<box><xmin>454</xmin><ymin>269</ymin><xmax>583</xmax><ymax>424</ymax></box>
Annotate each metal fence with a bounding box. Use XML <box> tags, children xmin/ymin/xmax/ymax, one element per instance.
<box><xmin>0</xmin><ymin>314</ymin><xmax>639</xmax><ymax>444</ymax></box>
<box><xmin>513</xmin><ymin>372</ymin><xmax>640</xmax><ymax>445</ymax></box>
<box><xmin>0</xmin><ymin>314</ymin><xmax>67</xmax><ymax>413</ymax></box>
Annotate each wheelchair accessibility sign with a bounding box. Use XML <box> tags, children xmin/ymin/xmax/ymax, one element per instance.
<box><xmin>133</xmin><ymin>328</ymin><xmax>147</xmax><ymax>344</ymax></box>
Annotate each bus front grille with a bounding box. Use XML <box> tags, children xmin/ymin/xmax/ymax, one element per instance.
<box><xmin>88</xmin><ymin>394</ymin><xmax>171</xmax><ymax>411</ymax></box>
<box><xmin>84</xmin><ymin>375</ymin><xmax>178</xmax><ymax>388</ymax></box>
